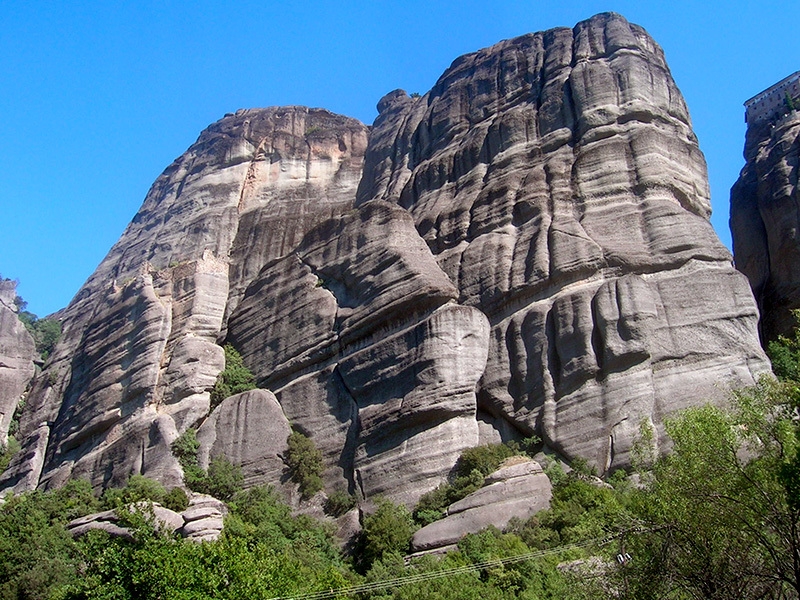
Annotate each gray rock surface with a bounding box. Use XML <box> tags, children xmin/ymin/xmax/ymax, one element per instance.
<box><xmin>179</xmin><ymin>493</ymin><xmax>228</xmax><ymax>542</ymax></box>
<box><xmin>67</xmin><ymin>503</ymin><xmax>184</xmax><ymax>540</ymax></box>
<box><xmin>411</xmin><ymin>458</ymin><xmax>552</xmax><ymax>552</ymax></box>
<box><xmin>1</xmin><ymin>108</ymin><xmax>368</xmax><ymax>495</ymax></box>
<box><xmin>226</xmin><ymin>200</ymin><xmax>491</xmax><ymax>504</ymax></box>
<box><xmin>0</xmin><ymin>281</ymin><xmax>36</xmax><ymax>446</ymax></box>
<box><xmin>731</xmin><ymin>111</ymin><xmax>800</xmax><ymax>341</ymax></box>
<box><xmin>196</xmin><ymin>389</ymin><xmax>291</xmax><ymax>489</ymax></box>
<box><xmin>1</xmin><ymin>13</ymin><xmax>769</xmax><ymax>505</ymax></box>
<box><xmin>357</xmin><ymin>12</ymin><xmax>769</xmax><ymax>471</ymax></box>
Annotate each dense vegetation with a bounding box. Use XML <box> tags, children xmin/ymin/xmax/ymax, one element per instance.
<box><xmin>2</xmin><ymin>329</ymin><xmax>800</xmax><ymax>597</ymax></box>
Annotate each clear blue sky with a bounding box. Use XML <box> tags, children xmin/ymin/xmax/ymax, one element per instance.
<box><xmin>2</xmin><ymin>1</ymin><xmax>798</xmax><ymax>316</ymax></box>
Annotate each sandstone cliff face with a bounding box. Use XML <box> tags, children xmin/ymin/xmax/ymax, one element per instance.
<box><xmin>0</xmin><ymin>281</ymin><xmax>36</xmax><ymax>445</ymax></box>
<box><xmin>731</xmin><ymin>111</ymin><xmax>800</xmax><ymax>342</ymax></box>
<box><xmin>0</xmin><ymin>108</ymin><xmax>369</xmax><ymax>494</ymax></box>
<box><xmin>357</xmin><ymin>12</ymin><xmax>768</xmax><ymax>471</ymax></box>
<box><xmin>1</xmin><ymin>13</ymin><xmax>769</xmax><ymax>505</ymax></box>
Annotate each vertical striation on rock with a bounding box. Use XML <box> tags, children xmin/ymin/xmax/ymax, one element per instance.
<box><xmin>357</xmin><ymin>12</ymin><xmax>768</xmax><ymax>471</ymax></box>
<box><xmin>1</xmin><ymin>108</ymin><xmax>369</xmax><ymax>494</ymax></box>
<box><xmin>731</xmin><ymin>108</ymin><xmax>800</xmax><ymax>342</ymax></box>
<box><xmin>2</xmin><ymin>13</ymin><xmax>770</xmax><ymax>504</ymax></box>
<box><xmin>0</xmin><ymin>280</ymin><xmax>36</xmax><ymax>446</ymax></box>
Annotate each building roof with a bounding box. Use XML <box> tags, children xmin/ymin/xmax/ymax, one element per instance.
<box><xmin>744</xmin><ymin>70</ymin><xmax>800</xmax><ymax>108</ymax></box>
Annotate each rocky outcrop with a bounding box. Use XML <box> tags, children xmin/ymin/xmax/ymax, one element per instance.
<box><xmin>0</xmin><ymin>108</ymin><xmax>369</xmax><ymax>496</ymax></box>
<box><xmin>2</xmin><ymin>13</ymin><xmax>769</xmax><ymax>505</ymax></box>
<box><xmin>357</xmin><ymin>12</ymin><xmax>768</xmax><ymax>470</ymax></box>
<box><xmin>178</xmin><ymin>494</ymin><xmax>227</xmax><ymax>542</ymax></box>
<box><xmin>0</xmin><ymin>281</ymin><xmax>36</xmax><ymax>446</ymax></box>
<box><xmin>67</xmin><ymin>496</ymin><xmax>225</xmax><ymax>542</ymax></box>
<box><xmin>411</xmin><ymin>458</ymin><xmax>552</xmax><ymax>553</ymax></box>
<box><xmin>196</xmin><ymin>389</ymin><xmax>291</xmax><ymax>490</ymax></box>
<box><xmin>731</xmin><ymin>110</ymin><xmax>800</xmax><ymax>342</ymax></box>
<box><xmin>227</xmin><ymin>200</ymin><xmax>491</xmax><ymax>504</ymax></box>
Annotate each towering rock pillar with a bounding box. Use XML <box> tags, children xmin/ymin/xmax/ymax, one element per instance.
<box><xmin>1</xmin><ymin>13</ymin><xmax>771</xmax><ymax>503</ymax></box>
<box><xmin>358</xmin><ymin>12</ymin><xmax>769</xmax><ymax>471</ymax></box>
<box><xmin>731</xmin><ymin>73</ymin><xmax>800</xmax><ymax>342</ymax></box>
<box><xmin>0</xmin><ymin>280</ymin><xmax>36</xmax><ymax>446</ymax></box>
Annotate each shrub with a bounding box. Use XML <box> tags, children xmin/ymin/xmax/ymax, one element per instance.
<box><xmin>286</xmin><ymin>430</ymin><xmax>324</xmax><ymax>499</ymax></box>
<box><xmin>101</xmin><ymin>474</ymin><xmax>166</xmax><ymax>509</ymax></box>
<box><xmin>324</xmin><ymin>490</ymin><xmax>357</xmax><ymax>517</ymax></box>
<box><xmin>203</xmin><ymin>455</ymin><xmax>244</xmax><ymax>501</ymax></box>
<box><xmin>171</xmin><ymin>428</ymin><xmax>206</xmax><ymax>489</ymax></box>
<box><xmin>413</xmin><ymin>469</ymin><xmax>484</xmax><ymax>525</ymax></box>
<box><xmin>413</xmin><ymin>441</ymin><xmax>529</xmax><ymax>525</ymax></box>
<box><xmin>0</xmin><ymin>436</ymin><xmax>20</xmax><ymax>474</ymax></box>
<box><xmin>767</xmin><ymin>310</ymin><xmax>800</xmax><ymax>384</ymax></box>
<box><xmin>16</xmin><ymin>302</ymin><xmax>62</xmax><ymax>360</ymax></box>
<box><xmin>162</xmin><ymin>487</ymin><xmax>189</xmax><ymax>512</ymax></box>
<box><xmin>455</xmin><ymin>443</ymin><xmax>516</xmax><ymax>478</ymax></box>
<box><xmin>209</xmin><ymin>344</ymin><xmax>257</xmax><ymax>410</ymax></box>
<box><xmin>170</xmin><ymin>429</ymin><xmax>242</xmax><ymax>499</ymax></box>
<box><xmin>360</xmin><ymin>498</ymin><xmax>416</xmax><ymax>569</ymax></box>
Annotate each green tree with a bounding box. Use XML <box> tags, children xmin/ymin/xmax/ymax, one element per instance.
<box><xmin>624</xmin><ymin>380</ymin><xmax>800</xmax><ymax>599</ymax></box>
<box><xmin>286</xmin><ymin>429</ymin><xmax>324</xmax><ymax>499</ymax></box>
<box><xmin>101</xmin><ymin>474</ymin><xmax>166</xmax><ymax>509</ymax></box>
<box><xmin>17</xmin><ymin>308</ymin><xmax>62</xmax><ymax>360</ymax></box>
<box><xmin>203</xmin><ymin>455</ymin><xmax>244</xmax><ymax>501</ymax></box>
<box><xmin>0</xmin><ymin>480</ymin><xmax>98</xmax><ymax>599</ymax></box>
<box><xmin>209</xmin><ymin>344</ymin><xmax>256</xmax><ymax>410</ymax></box>
<box><xmin>359</xmin><ymin>498</ymin><xmax>417</xmax><ymax>570</ymax></box>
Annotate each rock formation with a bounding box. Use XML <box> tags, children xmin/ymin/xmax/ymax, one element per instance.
<box><xmin>66</xmin><ymin>494</ymin><xmax>226</xmax><ymax>542</ymax></box>
<box><xmin>356</xmin><ymin>12</ymin><xmax>768</xmax><ymax>474</ymax></box>
<box><xmin>0</xmin><ymin>280</ymin><xmax>36</xmax><ymax>446</ymax></box>
<box><xmin>411</xmin><ymin>458</ymin><xmax>552</xmax><ymax>553</ymax></box>
<box><xmin>1</xmin><ymin>13</ymin><xmax>769</xmax><ymax>507</ymax></box>
<box><xmin>0</xmin><ymin>107</ymin><xmax>369</xmax><ymax>496</ymax></box>
<box><xmin>731</xmin><ymin>110</ymin><xmax>800</xmax><ymax>342</ymax></box>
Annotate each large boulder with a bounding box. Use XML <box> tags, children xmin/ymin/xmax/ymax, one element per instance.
<box><xmin>411</xmin><ymin>458</ymin><xmax>552</xmax><ymax>553</ymax></box>
<box><xmin>196</xmin><ymin>389</ymin><xmax>291</xmax><ymax>489</ymax></box>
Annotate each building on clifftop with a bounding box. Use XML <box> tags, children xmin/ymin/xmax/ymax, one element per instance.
<box><xmin>744</xmin><ymin>70</ymin><xmax>800</xmax><ymax>125</ymax></box>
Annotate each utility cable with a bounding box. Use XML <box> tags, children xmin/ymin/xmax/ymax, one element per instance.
<box><xmin>267</xmin><ymin>531</ymin><xmax>629</xmax><ymax>600</ymax></box>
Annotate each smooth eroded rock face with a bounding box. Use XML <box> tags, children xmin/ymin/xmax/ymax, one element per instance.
<box><xmin>196</xmin><ymin>389</ymin><xmax>291</xmax><ymax>489</ymax></box>
<box><xmin>1</xmin><ymin>108</ymin><xmax>369</xmax><ymax>495</ymax></box>
<box><xmin>2</xmin><ymin>13</ymin><xmax>769</xmax><ymax>505</ymax></box>
<box><xmin>0</xmin><ymin>281</ymin><xmax>36</xmax><ymax>446</ymax></box>
<box><xmin>357</xmin><ymin>12</ymin><xmax>768</xmax><ymax>470</ymax></box>
<box><xmin>227</xmin><ymin>200</ymin><xmax>490</xmax><ymax>504</ymax></box>
<box><xmin>731</xmin><ymin>111</ymin><xmax>800</xmax><ymax>341</ymax></box>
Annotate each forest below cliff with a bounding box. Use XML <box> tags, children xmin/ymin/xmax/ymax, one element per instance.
<box><xmin>1</xmin><ymin>324</ymin><xmax>798</xmax><ymax>599</ymax></box>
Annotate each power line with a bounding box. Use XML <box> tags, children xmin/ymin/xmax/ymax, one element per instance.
<box><xmin>267</xmin><ymin>533</ymin><xmax>624</xmax><ymax>600</ymax></box>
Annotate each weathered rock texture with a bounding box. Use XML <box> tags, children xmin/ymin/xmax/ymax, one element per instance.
<box><xmin>356</xmin><ymin>12</ymin><xmax>768</xmax><ymax>472</ymax></box>
<box><xmin>2</xmin><ymin>13</ymin><xmax>768</xmax><ymax>505</ymax></box>
<box><xmin>178</xmin><ymin>494</ymin><xmax>228</xmax><ymax>542</ymax></box>
<box><xmin>731</xmin><ymin>110</ymin><xmax>800</xmax><ymax>342</ymax></box>
<box><xmin>411</xmin><ymin>459</ymin><xmax>552</xmax><ymax>553</ymax></box>
<box><xmin>196</xmin><ymin>389</ymin><xmax>291</xmax><ymax>490</ymax></box>
<box><xmin>0</xmin><ymin>107</ymin><xmax>369</xmax><ymax>496</ymax></box>
<box><xmin>67</xmin><ymin>497</ymin><xmax>223</xmax><ymax>543</ymax></box>
<box><xmin>0</xmin><ymin>280</ymin><xmax>36</xmax><ymax>446</ymax></box>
